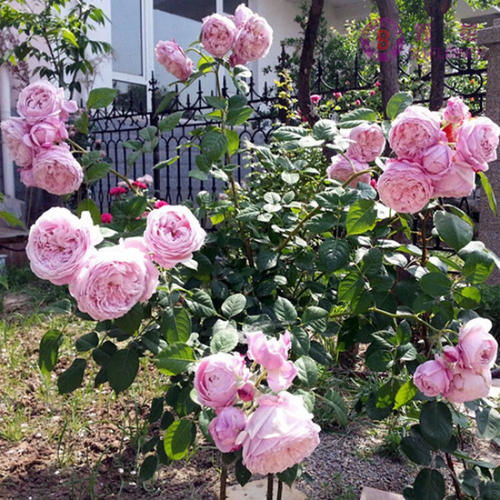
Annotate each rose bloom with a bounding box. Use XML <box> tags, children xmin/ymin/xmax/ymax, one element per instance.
<box><xmin>413</xmin><ymin>359</ymin><xmax>451</xmax><ymax>397</ymax></box>
<box><xmin>233</xmin><ymin>3</ymin><xmax>253</xmax><ymax>28</ymax></box>
<box><xmin>201</xmin><ymin>14</ymin><xmax>237</xmax><ymax>58</ymax></box>
<box><xmin>431</xmin><ymin>156</ymin><xmax>476</xmax><ymax>199</ymax></box>
<box><xmin>154</xmin><ymin>200</ymin><xmax>169</xmax><ymax>209</ymax></box>
<box><xmin>110</xmin><ymin>186</ymin><xmax>128</xmax><ymax>196</ymax></box>
<box><xmin>347</xmin><ymin>123</ymin><xmax>386</xmax><ymax>163</ymax></box>
<box><xmin>17</xmin><ymin>81</ymin><xmax>75</xmax><ymax>123</ymax></box>
<box><xmin>69</xmin><ymin>239</ymin><xmax>158</xmax><ymax>321</ymax></box>
<box><xmin>26</xmin><ymin>207</ymin><xmax>102</xmax><ymax>286</ymax></box>
<box><xmin>132</xmin><ymin>180</ymin><xmax>148</xmax><ymax>190</ymax></box>
<box><xmin>1</xmin><ymin>118</ymin><xmax>33</xmax><ymax>168</ymax></box>
<box><xmin>327</xmin><ymin>155</ymin><xmax>370</xmax><ymax>187</ymax></box>
<box><xmin>208</xmin><ymin>407</ymin><xmax>247</xmax><ymax>453</ymax></box>
<box><xmin>155</xmin><ymin>40</ymin><xmax>193</xmax><ymax>81</ymax></box>
<box><xmin>233</xmin><ymin>14</ymin><xmax>273</xmax><ymax>62</ymax></box>
<box><xmin>228</xmin><ymin>52</ymin><xmax>247</xmax><ymax>67</ymax></box>
<box><xmin>389</xmin><ymin>105</ymin><xmax>442</xmax><ymax>160</ymax></box>
<box><xmin>194</xmin><ymin>353</ymin><xmax>250</xmax><ymax>409</ymax></box>
<box><xmin>101</xmin><ymin>212</ymin><xmax>113</xmax><ymax>224</ymax></box>
<box><xmin>421</xmin><ymin>143</ymin><xmax>452</xmax><ymax>175</ymax></box>
<box><xmin>444</xmin><ymin>368</ymin><xmax>491</xmax><ymax>404</ymax></box>
<box><xmin>442</xmin><ymin>345</ymin><xmax>461</xmax><ymax>364</ymax></box>
<box><xmin>458</xmin><ymin>317</ymin><xmax>498</xmax><ymax>371</ymax></box>
<box><xmin>455</xmin><ymin>117</ymin><xmax>500</xmax><ymax>172</ymax></box>
<box><xmin>237</xmin><ymin>392</ymin><xmax>320</xmax><ymax>475</ymax></box>
<box><xmin>20</xmin><ymin>168</ymin><xmax>36</xmax><ymax>188</ymax></box>
<box><xmin>144</xmin><ymin>205</ymin><xmax>206</xmax><ymax>269</ymax></box>
<box><xmin>32</xmin><ymin>144</ymin><xmax>83</xmax><ymax>195</ymax></box>
<box><xmin>24</xmin><ymin>117</ymin><xmax>68</xmax><ymax>149</ymax></box>
<box><xmin>443</xmin><ymin>97</ymin><xmax>470</xmax><ymax>124</ymax></box>
<box><xmin>377</xmin><ymin>159</ymin><xmax>433</xmax><ymax>214</ymax></box>
<box><xmin>137</xmin><ymin>174</ymin><xmax>153</xmax><ymax>185</ymax></box>
<box><xmin>310</xmin><ymin>94</ymin><xmax>322</xmax><ymax>105</ymax></box>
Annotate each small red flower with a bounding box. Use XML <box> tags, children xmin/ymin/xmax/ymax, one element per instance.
<box><xmin>132</xmin><ymin>181</ymin><xmax>148</xmax><ymax>189</ymax></box>
<box><xmin>101</xmin><ymin>212</ymin><xmax>113</xmax><ymax>224</ymax></box>
<box><xmin>109</xmin><ymin>186</ymin><xmax>127</xmax><ymax>196</ymax></box>
<box><xmin>310</xmin><ymin>94</ymin><xmax>322</xmax><ymax>105</ymax></box>
<box><xmin>154</xmin><ymin>200</ymin><xmax>169</xmax><ymax>209</ymax></box>
<box><xmin>443</xmin><ymin>123</ymin><xmax>456</xmax><ymax>143</ymax></box>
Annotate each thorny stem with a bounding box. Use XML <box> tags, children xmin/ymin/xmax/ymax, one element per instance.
<box><xmin>219</xmin><ymin>462</ymin><xmax>228</xmax><ymax>500</ymax></box>
<box><xmin>266</xmin><ymin>474</ymin><xmax>274</xmax><ymax>500</ymax></box>
<box><xmin>445</xmin><ymin>453</ymin><xmax>464</xmax><ymax>500</ymax></box>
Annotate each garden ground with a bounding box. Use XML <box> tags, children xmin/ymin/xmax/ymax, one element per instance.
<box><xmin>0</xmin><ymin>271</ymin><xmax>498</xmax><ymax>499</ymax></box>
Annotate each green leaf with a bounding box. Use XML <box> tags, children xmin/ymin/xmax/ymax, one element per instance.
<box><xmin>401</xmin><ymin>433</ymin><xmax>432</xmax><ymax>465</ymax></box>
<box><xmin>322</xmin><ymin>389</ymin><xmax>348</xmax><ymax>426</ymax></box>
<box><xmin>58</xmin><ymin>358</ymin><xmax>87</xmax><ymax>394</ymax></box>
<box><xmin>87</xmin><ymin>87</ymin><xmax>118</xmax><ymax>109</ymax></box>
<box><xmin>156</xmin><ymin>343</ymin><xmax>195</xmax><ymax>376</ymax></box>
<box><xmin>74</xmin><ymin>111</ymin><xmax>89</xmax><ymax>135</ymax></box>
<box><xmin>463</xmin><ymin>250</ymin><xmax>495</xmax><ymax>284</ymax></box>
<box><xmin>274</xmin><ymin>296</ymin><xmax>298</xmax><ymax>323</ymax></box>
<box><xmin>386</xmin><ymin>92</ymin><xmax>413</xmax><ymax>120</ymax></box>
<box><xmin>76</xmin><ymin>199</ymin><xmax>101</xmax><ymax>225</ymax></box>
<box><xmin>125</xmin><ymin>196</ymin><xmax>148</xmax><ymax>218</ymax></box>
<box><xmin>224</xmin><ymin>129</ymin><xmax>240</xmax><ymax>156</ymax></box>
<box><xmin>85</xmin><ymin>162</ymin><xmax>111</xmax><ymax>184</ymax></box>
<box><xmin>476</xmin><ymin>407</ymin><xmax>500</xmax><ymax>440</ymax></box>
<box><xmin>107</xmin><ymin>349</ymin><xmax>139</xmax><ymax>393</ymax></box>
<box><xmin>205</xmin><ymin>95</ymin><xmax>227</xmax><ymax>109</ymax></box>
<box><xmin>420</xmin><ymin>402</ymin><xmax>453</xmax><ymax>449</ymax></box>
<box><xmin>346</xmin><ymin>199</ymin><xmax>377</xmax><ymax>235</ymax></box>
<box><xmin>394</xmin><ymin>380</ymin><xmax>417</xmax><ymax>409</ymax></box>
<box><xmin>201</xmin><ymin>130</ymin><xmax>228</xmax><ymax>161</ymax></box>
<box><xmin>75</xmin><ymin>332</ymin><xmax>99</xmax><ymax>352</ymax></box>
<box><xmin>318</xmin><ymin>239</ymin><xmax>350</xmax><ymax>272</ymax></box>
<box><xmin>313</xmin><ymin>119</ymin><xmax>337</xmax><ymax>141</ymax></box>
<box><xmin>433</xmin><ymin>211</ymin><xmax>473</xmax><ymax>251</ymax></box>
<box><xmin>163</xmin><ymin>419</ymin><xmax>195</xmax><ymax>460</ymax></box>
<box><xmin>480</xmin><ymin>482</ymin><xmax>500</xmax><ymax>500</ymax></box>
<box><xmin>419</xmin><ymin>272</ymin><xmax>451</xmax><ymax>298</ymax></box>
<box><xmin>155</xmin><ymin>91</ymin><xmax>177</xmax><ymax>114</ymax></box>
<box><xmin>139</xmin><ymin>455</ymin><xmax>158</xmax><ymax>481</ymax></box>
<box><xmin>221</xmin><ymin>294</ymin><xmax>246</xmax><ymax>318</ymax></box>
<box><xmin>38</xmin><ymin>330</ymin><xmax>63</xmax><ymax>375</ymax></box>
<box><xmin>256</xmin><ymin>248</ymin><xmax>278</xmax><ymax>271</ymax></box>
<box><xmin>114</xmin><ymin>304</ymin><xmax>144</xmax><ymax>335</ymax></box>
<box><xmin>227</xmin><ymin>106</ymin><xmax>253</xmax><ymax>126</ymax></box>
<box><xmin>162</xmin><ymin>308</ymin><xmax>191</xmax><ymax>344</ymax></box>
<box><xmin>153</xmin><ymin>156</ymin><xmax>180</xmax><ymax>169</ymax></box>
<box><xmin>295</xmin><ymin>356</ymin><xmax>318</xmax><ymax>386</ymax></box>
<box><xmin>281</xmin><ymin>172</ymin><xmax>300</xmax><ymax>184</ymax></box>
<box><xmin>413</xmin><ymin>469</ymin><xmax>445</xmax><ymax>500</ymax></box>
<box><xmin>340</xmin><ymin>107</ymin><xmax>378</xmax><ymax>124</ymax></box>
<box><xmin>62</xmin><ymin>28</ymin><xmax>78</xmax><ymax>47</ymax></box>
<box><xmin>186</xmin><ymin>290</ymin><xmax>217</xmax><ymax>317</ymax></box>
<box><xmin>0</xmin><ymin>210</ymin><xmax>24</xmax><ymax>228</ymax></box>
<box><xmin>210</xmin><ymin>320</ymin><xmax>239</xmax><ymax>353</ymax></box>
<box><xmin>278</xmin><ymin>465</ymin><xmax>299</xmax><ymax>487</ymax></box>
<box><xmin>479</xmin><ymin>172</ymin><xmax>497</xmax><ymax>215</ymax></box>
<box><xmin>149</xmin><ymin>397</ymin><xmax>164</xmax><ymax>423</ymax></box>
<box><xmin>159</xmin><ymin>111</ymin><xmax>183</xmax><ymax>132</ymax></box>
<box><xmin>235</xmin><ymin>459</ymin><xmax>252</xmax><ymax>486</ymax></box>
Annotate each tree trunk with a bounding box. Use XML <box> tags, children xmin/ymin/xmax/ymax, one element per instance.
<box><xmin>425</xmin><ymin>0</ymin><xmax>452</xmax><ymax>111</ymax></box>
<box><xmin>297</xmin><ymin>0</ymin><xmax>324</xmax><ymax>126</ymax></box>
<box><xmin>374</xmin><ymin>0</ymin><xmax>400</xmax><ymax>115</ymax></box>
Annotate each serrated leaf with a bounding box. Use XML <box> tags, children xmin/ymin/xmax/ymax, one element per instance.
<box><xmin>156</xmin><ymin>343</ymin><xmax>195</xmax><ymax>376</ymax></box>
<box><xmin>87</xmin><ymin>87</ymin><xmax>118</xmax><ymax>109</ymax></box>
<box><xmin>221</xmin><ymin>294</ymin><xmax>246</xmax><ymax>318</ymax></box>
<box><xmin>210</xmin><ymin>320</ymin><xmax>239</xmax><ymax>353</ymax></box>
<box><xmin>386</xmin><ymin>92</ymin><xmax>413</xmax><ymax>120</ymax></box>
<box><xmin>274</xmin><ymin>296</ymin><xmax>297</xmax><ymax>323</ymax></box>
<box><xmin>346</xmin><ymin>199</ymin><xmax>377</xmax><ymax>235</ymax></box>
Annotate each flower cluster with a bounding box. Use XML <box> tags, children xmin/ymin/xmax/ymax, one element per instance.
<box><xmin>155</xmin><ymin>4</ymin><xmax>272</xmax><ymax>81</ymax></box>
<box><xmin>1</xmin><ymin>81</ymin><xmax>82</xmax><ymax>195</ymax></box>
<box><xmin>378</xmin><ymin>98</ymin><xmax>500</xmax><ymax>213</ymax></box>
<box><xmin>194</xmin><ymin>331</ymin><xmax>320</xmax><ymax>475</ymax></box>
<box><xmin>413</xmin><ymin>318</ymin><xmax>498</xmax><ymax>403</ymax></box>
<box><xmin>327</xmin><ymin>123</ymin><xmax>385</xmax><ymax>187</ymax></box>
<box><xmin>26</xmin><ymin>204</ymin><xmax>205</xmax><ymax>321</ymax></box>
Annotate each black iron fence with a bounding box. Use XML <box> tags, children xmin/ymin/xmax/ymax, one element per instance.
<box><xmin>88</xmin><ymin>47</ymin><xmax>487</xmax><ymax>212</ymax></box>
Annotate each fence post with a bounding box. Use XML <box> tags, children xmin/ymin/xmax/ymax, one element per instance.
<box><xmin>478</xmin><ymin>19</ymin><xmax>500</xmax><ymax>283</ymax></box>
<box><xmin>149</xmin><ymin>73</ymin><xmax>161</xmax><ymax>199</ymax></box>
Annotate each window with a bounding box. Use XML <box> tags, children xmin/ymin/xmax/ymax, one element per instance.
<box><xmin>223</xmin><ymin>0</ymin><xmax>247</xmax><ymax>14</ymax></box>
<box><xmin>111</xmin><ymin>0</ymin><xmax>143</xmax><ymax>76</ymax></box>
<box><xmin>153</xmin><ymin>0</ymin><xmax>216</xmax><ymax>22</ymax></box>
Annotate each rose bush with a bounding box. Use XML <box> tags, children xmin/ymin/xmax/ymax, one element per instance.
<box><xmin>6</xmin><ymin>4</ymin><xmax>500</xmax><ymax>498</ymax></box>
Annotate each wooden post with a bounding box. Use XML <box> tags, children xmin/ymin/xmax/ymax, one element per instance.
<box><xmin>478</xmin><ymin>19</ymin><xmax>500</xmax><ymax>283</ymax></box>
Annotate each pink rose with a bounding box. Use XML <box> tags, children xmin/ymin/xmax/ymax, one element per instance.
<box><xmin>267</xmin><ymin>360</ymin><xmax>298</xmax><ymax>392</ymax></box>
<box><xmin>431</xmin><ymin>156</ymin><xmax>476</xmax><ymax>198</ymax></box>
<box><xmin>194</xmin><ymin>353</ymin><xmax>250</xmax><ymax>409</ymax></box>
<box><xmin>443</xmin><ymin>97</ymin><xmax>470</xmax><ymax>124</ymax></box>
<box><xmin>32</xmin><ymin>145</ymin><xmax>83</xmax><ymax>195</ymax></box>
<box><xmin>20</xmin><ymin>168</ymin><xmax>36</xmax><ymax>187</ymax></box>
<box><xmin>326</xmin><ymin>155</ymin><xmax>370</xmax><ymax>187</ymax></box>
<box><xmin>233</xmin><ymin>4</ymin><xmax>253</xmax><ymax>28</ymax></box>
<box><xmin>458</xmin><ymin>318</ymin><xmax>497</xmax><ymax>371</ymax></box>
<box><xmin>233</xmin><ymin>14</ymin><xmax>273</xmax><ymax>62</ymax></box>
<box><xmin>137</xmin><ymin>174</ymin><xmax>153</xmax><ymax>185</ymax></box>
<box><xmin>26</xmin><ymin>207</ymin><xmax>102</xmax><ymax>286</ymax></box>
<box><xmin>155</xmin><ymin>40</ymin><xmax>193</xmax><ymax>81</ymax></box>
<box><xmin>17</xmin><ymin>81</ymin><xmax>70</xmax><ymax>123</ymax></box>
<box><xmin>101</xmin><ymin>212</ymin><xmax>113</xmax><ymax>224</ymax></box>
<box><xmin>377</xmin><ymin>159</ymin><xmax>433</xmax><ymax>213</ymax></box>
<box><xmin>228</xmin><ymin>52</ymin><xmax>247</xmax><ymax>67</ymax></box>
<box><xmin>442</xmin><ymin>346</ymin><xmax>461</xmax><ymax>364</ymax></box>
<box><xmin>347</xmin><ymin>123</ymin><xmax>386</xmax><ymax>163</ymax></box>
<box><xmin>310</xmin><ymin>94</ymin><xmax>322</xmax><ymax>105</ymax></box>
<box><xmin>1</xmin><ymin>118</ymin><xmax>33</xmax><ymax>168</ymax></box>
<box><xmin>455</xmin><ymin>117</ymin><xmax>500</xmax><ymax>172</ymax></box>
<box><xmin>444</xmin><ymin>368</ymin><xmax>491</xmax><ymax>403</ymax></box>
<box><xmin>389</xmin><ymin>105</ymin><xmax>442</xmax><ymax>160</ymax></box>
<box><xmin>110</xmin><ymin>186</ymin><xmax>128</xmax><ymax>196</ymax></box>
<box><xmin>333</xmin><ymin>92</ymin><xmax>343</xmax><ymax>99</ymax></box>
<box><xmin>421</xmin><ymin>143</ymin><xmax>452</xmax><ymax>175</ymax></box>
<box><xmin>69</xmin><ymin>240</ymin><xmax>158</xmax><ymax>321</ymax></box>
<box><xmin>154</xmin><ymin>200</ymin><xmax>169</xmax><ymax>209</ymax></box>
<box><xmin>24</xmin><ymin>117</ymin><xmax>68</xmax><ymax>149</ymax></box>
<box><xmin>238</xmin><ymin>392</ymin><xmax>320</xmax><ymax>475</ymax></box>
<box><xmin>201</xmin><ymin>14</ymin><xmax>237</xmax><ymax>58</ymax></box>
<box><xmin>237</xmin><ymin>382</ymin><xmax>255</xmax><ymax>402</ymax></box>
<box><xmin>132</xmin><ymin>180</ymin><xmax>148</xmax><ymax>189</ymax></box>
<box><xmin>208</xmin><ymin>407</ymin><xmax>247</xmax><ymax>453</ymax></box>
<box><xmin>413</xmin><ymin>359</ymin><xmax>451</xmax><ymax>397</ymax></box>
<box><xmin>144</xmin><ymin>205</ymin><xmax>206</xmax><ymax>269</ymax></box>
